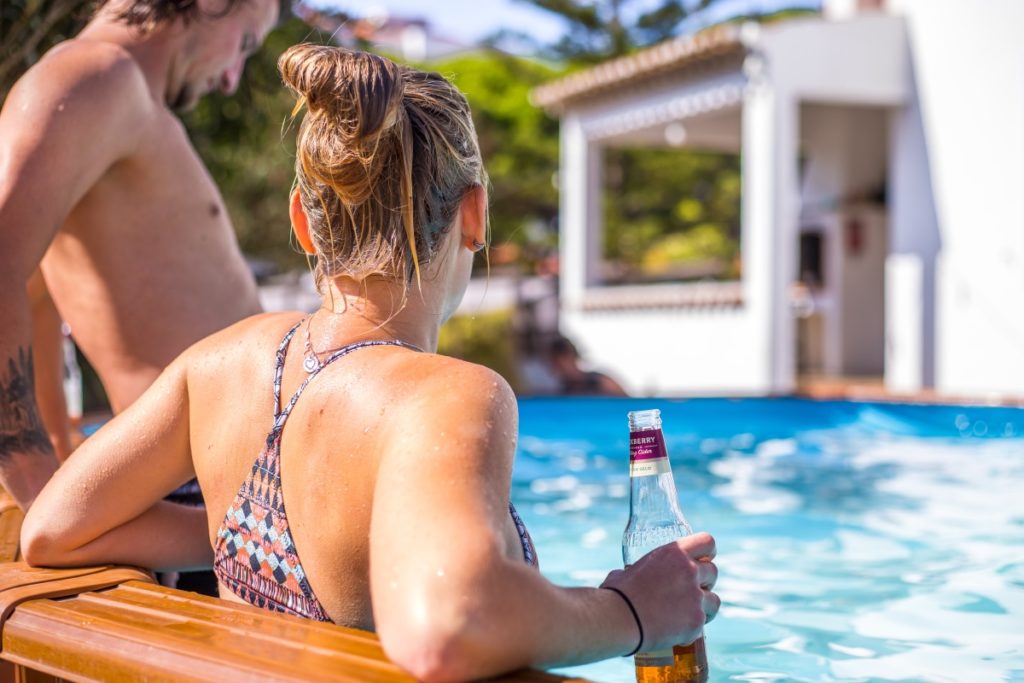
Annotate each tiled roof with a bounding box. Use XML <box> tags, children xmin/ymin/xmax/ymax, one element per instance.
<box><xmin>531</xmin><ymin>24</ymin><xmax>748</xmax><ymax>112</ymax></box>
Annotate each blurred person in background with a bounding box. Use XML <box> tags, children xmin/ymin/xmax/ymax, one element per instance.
<box><xmin>548</xmin><ymin>335</ymin><xmax>628</xmax><ymax>396</ymax></box>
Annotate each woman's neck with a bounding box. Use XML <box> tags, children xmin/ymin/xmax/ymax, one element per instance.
<box><xmin>313</xmin><ymin>277</ymin><xmax>445</xmax><ymax>353</ymax></box>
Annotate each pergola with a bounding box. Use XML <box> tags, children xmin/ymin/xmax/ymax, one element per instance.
<box><xmin>533</xmin><ymin>14</ymin><xmax>910</xmax><ymax>395</ymax></box>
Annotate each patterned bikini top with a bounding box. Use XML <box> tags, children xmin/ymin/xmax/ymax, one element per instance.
<box><xmin>213</xmin><ymin>321</ymin><xmax>538</xmax><ymax>623</ymax></box>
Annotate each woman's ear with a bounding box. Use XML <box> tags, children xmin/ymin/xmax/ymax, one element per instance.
<box><xmin>290</xmin><ymin>190</ymin><xmax>316</xmax><ymax>255</ymax></box>
<box><xmin>459</xmin><ymin>185</ymin><xmax>487</xmax><ymax>251</ymax></box>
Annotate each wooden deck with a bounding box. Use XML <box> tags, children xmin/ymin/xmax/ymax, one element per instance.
<box><xmin>0</xmin><ymin>563</ymin><xmax>591</xmax><ymax>682</ymax></box>
<box><xmin>796</xmin><ymin>374</ymin><xmax>1024</xmax><ymax>406</ymax></box>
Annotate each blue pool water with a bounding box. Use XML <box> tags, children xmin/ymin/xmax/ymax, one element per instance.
<box><xmin>512</xmin><ymin>398</ymin><xmax>1024</xmax><ymax>683</ymax></box>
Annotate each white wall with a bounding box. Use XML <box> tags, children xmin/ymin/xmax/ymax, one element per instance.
<box><xmin>758</xmin><ymin>16</ymin><xmax>905</xmax><ymax>387</ymax></box>
<box><xmin>840</xmin><ymin>209</ymin><xmax>887</xmax><ymax>374</ymax></box>
<box><xmin>562</xmin><ymin>306</ymin><xmax>769</xmax><ymax>395</ymax></box>
<box><xmin>887</xmin><ymin>55</ymin><xmax>938</xmax><ymax>391</ymax></box>
<box><xmin>798</xmin><ymin>104</ymin><xmax>889</xmax><ymax>377</ymax></box>
<box><xmin>557</xmin><ymin>63</ymin><xmax>775</xmax><ymax>395</ymax></box>
<box><xmin>888</xmin><ymin>0</ymin><xmax>1024</xmax><ymax>397</ymax></box>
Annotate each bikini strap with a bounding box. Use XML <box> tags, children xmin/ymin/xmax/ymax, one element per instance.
<box><xmin>272</xmin><ymin>321</ymin><xmax>305</xmax><ymax>421</ymax></box>
<box><xmin>272</xmin><ymin>338</ymin><xmax>422</xmax><ymax>433</ymax></box>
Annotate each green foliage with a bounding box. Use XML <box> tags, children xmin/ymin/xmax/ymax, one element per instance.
<box><xmin>181</xmin><ymin>17</ymin><xmax>324</xmax><ymax>274</ymax></box>
<box><xmin>0</xmin><ymin>0</ymin><xmax>91</xmax><ymax>98</ymax></box>
<box><xmin>437</xmin><ymin>309</ymin><xmax>521</xmax><ymax>391</ymax></box>
<box><xmin>510</xmin><ymin>0</ymin><xmax>716</xmax><ymax>63</ymax></box>
<box><xmin>184</xmin><ymin>42</ymin><xmax>564</xmax><ymax>274</ymax></box>
<box><xmin>603</xmin><ymin>147</ymin><xmax>741</xmax><ymax>281</ymax></box>
<box><xmin>643</xmin><ymin>223</ymin><xmax>736</xmax><ymax>274</ymax></box>
<box><xmin>429</xmin><ymin>52</ymin><xmax>562</xmax><ymax>266</ymax></box>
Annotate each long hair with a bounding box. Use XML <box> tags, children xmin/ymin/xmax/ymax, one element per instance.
<box><xmin>279</xmin><ymin>45</ymin><xmax>487</xmax><ymax>294</ymax></box>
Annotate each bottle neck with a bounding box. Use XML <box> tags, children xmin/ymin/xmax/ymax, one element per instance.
<box><xmin>627</xmin><ymin>427</ymin><xmax>689</xmax><ymax>528</ymax></box>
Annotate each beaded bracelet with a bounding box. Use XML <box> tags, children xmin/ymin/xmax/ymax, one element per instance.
<box><xmin>602</xmin><ymin>586</ymin><xmax>644</xmax><ymax>657</ymax></box>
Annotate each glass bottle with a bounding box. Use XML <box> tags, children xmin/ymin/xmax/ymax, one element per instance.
<box><xmin>622</xmin><ymin>409</ymin><xmax>708</xmax><ymax>683</ymax></box>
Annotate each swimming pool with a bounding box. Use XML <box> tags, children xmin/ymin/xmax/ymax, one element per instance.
<box><xmin>513</xmin><ymin>398</ymin><xmax>1024</xmax><ymax>682</ymax></box>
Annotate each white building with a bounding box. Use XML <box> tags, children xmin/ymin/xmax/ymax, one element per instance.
<box><xmin>533</xmin><ymin>0</ymin><xmax>1024</xmax><ymax>399</ymax></box>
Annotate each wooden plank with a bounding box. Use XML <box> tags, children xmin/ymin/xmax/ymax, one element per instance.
<box><xmin>0</xmin><ymin>565</ymin><xmax>153</xmax><ymax>628</ymax></box>
<box><xmin>9</xmin><ymin>598</ymin><xmax>407</xmax><ymax>682</ymax></box>
<box><xmin>4</xmin><ymin>584</ymin><xmax>412</xmax><ymax>683</ymax></box>
<box><xmin>87</xmin><ymin>583</ymin><xmax>387</xmax><ymax>657</ymax></box>
<box><xmin>85</xmin><ymin>585</ymin><xmax>593</xmax><ymax>682</ymax></box>
<box><xmin>0</xmin><ymin>573</ymin><xmax>593</xmax><ymax>682</ymax></box>
<box><xmin>0</xmin><ymin>491</ymin><xmax>23</xmax><ymax>563</ymax></box>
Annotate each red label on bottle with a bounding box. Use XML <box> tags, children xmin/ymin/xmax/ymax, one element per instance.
<box><xmin>629</xmin><ymin>429</ymin><xmax>667</xmax><ymax>461</ymax></box>
<box><xmin>629</xmin><ymin>429</ymin><xmax>670</xmax><ymax>477</ymax></box>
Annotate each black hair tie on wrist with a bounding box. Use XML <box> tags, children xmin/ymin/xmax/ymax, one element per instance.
<box><xmin>603</xmin><ymin>586</ymin><xmax>643</xmax><ymax>657</ymax></box>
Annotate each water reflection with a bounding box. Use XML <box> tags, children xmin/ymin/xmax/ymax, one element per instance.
<box><xmin>513</xmin><ymin>398</ymin><xmax>1024</xmax><ymax>683</ymax></box>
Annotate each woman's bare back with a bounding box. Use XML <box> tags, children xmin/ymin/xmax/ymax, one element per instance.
<box><xmin>188</xmin><ymin>313</ymin><xmax>530</xmax><ymax>629</ymax></box>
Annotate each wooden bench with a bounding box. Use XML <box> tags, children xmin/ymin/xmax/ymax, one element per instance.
<box><xmin>0</xmin><ymin>563</ymin><xmax>590</xmax><ymax>682</ymax></box>
<box><xmin>0</xmin><ymin>489</ymin><xmax>24</xmax><ymax>565</ymax></box>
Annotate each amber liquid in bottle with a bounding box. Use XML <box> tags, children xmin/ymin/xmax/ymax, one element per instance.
<box><xmin>623</xmin><ymin>409</ymin><xmax>709</xmax><ymax>683</ymax></box>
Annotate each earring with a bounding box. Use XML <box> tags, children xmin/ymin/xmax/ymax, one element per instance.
<box><xmin>471</xmin><ymin>239</ymin><xmax>486</xmax><ymax>252</ymax></box>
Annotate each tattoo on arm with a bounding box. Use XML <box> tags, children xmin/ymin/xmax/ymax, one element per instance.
<box><xmin>0</xmin><ymin>347</ymin><xmax>55</xmax><ymax>461</ymax></box>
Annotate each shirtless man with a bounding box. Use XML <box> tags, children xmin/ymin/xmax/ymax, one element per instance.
<box><xmin>0</xmin><ymin>0</ymin><xmax>279</xmax><ymax>510</ymax></box>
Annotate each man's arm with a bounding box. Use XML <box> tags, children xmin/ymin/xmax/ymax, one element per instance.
<box><xmin>0</xmin><ymin>42</ymin><xmax>147</xmax><ymax>508</ymax></box>
<box><xmin>27</xmin><ymin>269</ymin><xmax>73</xmax><ymax>461</ymax></box>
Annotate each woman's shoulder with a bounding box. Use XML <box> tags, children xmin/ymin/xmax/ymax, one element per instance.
<box><xmin>405</xmin><ymin>354</ymin><xmax>515</xmax><ymax>403</ymax></box>
<box><xmin>386</xmin><ymin>353</ymin><xmax>519</xmax><ymax>432</ymax></box>
<box><xmin>180</xmin><ymin>311</ymin><xmax>305</xmax><ymax>375</ymax></box>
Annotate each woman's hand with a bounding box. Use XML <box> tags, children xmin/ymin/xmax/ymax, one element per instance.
<box><xmin>600</xmin><ymin>532</ymin><xmax>719</xmax><ymax>653</ymax></box>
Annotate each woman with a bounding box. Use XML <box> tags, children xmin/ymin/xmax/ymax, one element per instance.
<box><xmin>22</xmin><ymin>45</ymin><xmax>719</xmax><ymax>681</ymax></box>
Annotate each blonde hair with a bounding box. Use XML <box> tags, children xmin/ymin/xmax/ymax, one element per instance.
<box><xmin>279</xmin><ymin>44</ymin><xmax>487</xmax><ymax>292</ymax></box>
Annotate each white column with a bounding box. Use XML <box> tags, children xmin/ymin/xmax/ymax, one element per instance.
<box><xmin>741</xmin><ymin>75</ymin><xmax>776</xmax><ymax>393</ymax></box>
<box><xmin>560</xmin><ymin>113</ymin><xmax>587</xmax><ymax>309</ymax></box>
<box><xmin>886</xmin><ymin>94</ymin><xmax>937</xmax><ymax>391</ymax></box>
<box><xmin>772</xmin><ymin>95</ymin><xmax>799</xmax><ymax>393</ymax></box>
<box><xmin>742</xmin><ymin>74</ymin><xmax>797</xmax><ymax>393</ymax></box>
<box><xmin>559</xmin><ymin>114</ymin><xmax>602</xmax><ymax>309</ymax></box>
<box><xmin>885</xmin><ymin>253</ymin><xmax>923</xmax><ymax>392</ymax></box>
<box><xmin>585</xmin><ymin>139</ymin><xmax>603</xmax><ymax>289</ymax></box>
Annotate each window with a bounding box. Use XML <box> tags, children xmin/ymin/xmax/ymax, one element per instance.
<box><xmin>600</xmin><ymin>147</ymin><xmax>741</xmax><ymax>285</ymax></box>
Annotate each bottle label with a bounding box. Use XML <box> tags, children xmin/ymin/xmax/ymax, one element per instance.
<box><xmin>629</xmin><ymin>429</ymin><xmax>670</xmax><ymax>477</ymax></box>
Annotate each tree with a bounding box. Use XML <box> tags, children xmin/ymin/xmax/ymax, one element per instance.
<box><xmin>504</xmin><ymin>0</ymin><xmax>715</xmax><ymax>63</ymax></box>
<box><xmin>430</xmin><ymin>52</ymin><xmax>562</xmax><ymax>267</ymax></box>
<box><xmin>0</xmin><ymin>0</ymin><xmax>90</xmax><ymax>97</ymax></box>
<box><xmin>182</xmin><ymin>16</ymin><xmax>328</xmax><ymax>275</ymax></box>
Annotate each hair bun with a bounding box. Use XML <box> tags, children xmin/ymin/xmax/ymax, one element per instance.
<box><xmin>279</xmin><ymin>44</ymin><xmax>405</xmax><ymax>145</ymax></box>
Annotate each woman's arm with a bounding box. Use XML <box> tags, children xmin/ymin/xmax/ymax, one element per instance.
<box><xmin>370</xmin><ymin>361</ymin><xmax>718</xmax><ymax>682</ymax></box>
<box><xmin>20</xmin><ymin>351</ymin><xmax>211</xmax><ymax>571</ymax></box>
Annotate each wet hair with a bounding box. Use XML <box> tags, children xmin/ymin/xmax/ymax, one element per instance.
<box><xmin>278</xmin><ymin>44</ymin><xmax>487</xmax><ymax>291</ymax></box>
<box><xmin>94</xmin><ymin>0</ymin><xmax>249</xmax><ymax>32</ymax></box>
